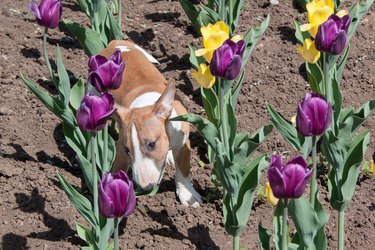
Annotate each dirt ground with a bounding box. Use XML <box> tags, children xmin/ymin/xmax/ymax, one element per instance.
<box><xmin>0</xmin><ymin>0</ymin><xmax>374</xmax><ymax>249</ymax></box>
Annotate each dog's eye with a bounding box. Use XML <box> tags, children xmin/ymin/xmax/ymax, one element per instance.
<box><xmin>147</xmin><ymin>141</ymin><xmax>156</xmax><ymax>151</ymax></box>
<box><xmin>124</xmin><ymin>146</ymin><xmax>131</xmax><ymax>156</ymax></box>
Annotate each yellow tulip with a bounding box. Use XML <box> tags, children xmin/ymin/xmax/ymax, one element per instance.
<box><xmin>192</xmin><ymin>63</ymin><xmax>216</xmax><ymax>89</ymax></box>
<box><xmin>300</xmin><ymin>0</ymin><xmax>335</xmax><ymax>37</ymax></box>
<box><xmin>265</xmin><ymin>182</ymin><xmax>279</xmax><ymax>206</ymax></box>
<box><xmin>371</xmin><ymin>160</ymin><xmax>375</xmax><ymax>177</ymax></box>
<box><xmin>297</xmin><ymin>38</ymin><xmax>321</xmax><ymax>64</ymax></box>
<box><xmin>195</xmin><ymin>21</ymin><xmax>230</xmax><ymax>62</ymax></box>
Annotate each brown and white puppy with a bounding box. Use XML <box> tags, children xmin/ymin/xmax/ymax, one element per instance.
<box><xmin>99</xmin><ymin>40</ymin><xmax>202</xmax><ymax>207</ymax></box>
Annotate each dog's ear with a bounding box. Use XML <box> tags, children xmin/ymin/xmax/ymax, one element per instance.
<box><xmin>113</xmin><ymin>104</ymin><xmax>130</xmax><ymax>127</ymax></box>
<box><xmin>153</xmin><ymin>81</ymin><xmax>176</xmax><ymax>120</ymax></box>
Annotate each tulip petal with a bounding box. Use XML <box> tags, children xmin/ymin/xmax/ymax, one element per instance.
<box><xmin>268</xmin><ymin>166</ymin><xmax>287</xmax><ymax>199</ymax></box>
<box><xmin>224</xmin><ymin>55</ymin><xmax>242</xmax><ymax>80</ymax></box>
<box><xmin>89</xmin><ymin>55</ymin><xmax>108</xmax><ymax>71</ymax></box>
<box><xmin>29</xmin><ymin>2</ymin><xmax>41</xmax><ymax>19</ymax></box>
<box><xmin>88</xmin><ymin>72</ymin><xmax>105</xmax><ymax>93</ymax></box>
<box><xmin>329</xmin><ymin>30</ymin><xmax>347</xmax><ymax>55</ymax></box>
<box><xmin>110</xmin><ymin>62</ymin><xmax>125</xmax><ymax>89</ymax></box>
<box><xmin>287</xmin><ymin>156</ymin><xmax>308</xmax><ymax>170</ymax></box>
<box><xmin>293</xmin><ymin>169</ymin><xmax>313</xmax><ymax>198</ymax></box>
<box><xmin>296</xmin><ymin>104</ymin><xmax>313</xmax><ymax>136</ymax></box>
<box><xmin>99</xmin><ymin>181</ymin><xmax>115</xmax><ymax>218</ymax></box>
<box><xmin>124</xmin><ymin>180</ymin><xmax>136</xmax><ymax>217</ymax></box>
<box><xmin>283</xmin><ymin>164</ymin><xmax>309</xmax><ymax>198</ymax></box>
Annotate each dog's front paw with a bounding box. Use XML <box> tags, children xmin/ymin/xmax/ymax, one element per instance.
<box><xmin>176</xmin><ymin>181</ymin><xmax>202</xmax><ymax>208</ymax></box>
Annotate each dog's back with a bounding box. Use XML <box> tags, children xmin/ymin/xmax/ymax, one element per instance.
<box><xmin>99</xmin><ymin>40</ymin><xmax>166</xmax><ymax>107</ymax></box>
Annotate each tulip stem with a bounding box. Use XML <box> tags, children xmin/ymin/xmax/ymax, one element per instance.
<box><xmin>91</xmin><ymin>134</ymin><xmax>100</xmax><ymax>239</ymax></box>
<box><xmin>92</xmin><ymin>0</ymin><xmax>100</xmax><ymax>32</ymax></box>
<box><xmin>42</xmin><ymin>28</ymin><xmax>54</xmax><ymax>81</ymax></box>
<box><xmin>114</xmin><ymin>217</ymin><xmax>119</xmax><ymax>250</ymax></box>
<box><xmin>104</xmin><ymin>123</ymin><xmax>109</xmax><ymax>173</ymax></box>
<box><xmin>309</xmin><ymin>136</ymin><xmax>318</xmax><ymax>207</ymax></box>
<box><xmin>233</xmin><ymin>235</ymin><xmax>240</xmax><ymax>250</ymax></box>
<box><xmin>117</xmin><ymin>0</ymin><xmax>122</xmax><ymax>30</ymax></box>
<box><xmin>229</xmin><ymin>0</ymin><xmax>234</xmax><ymax>30</ymax></box>
<box><xmin>282</xmin><ymin>199</ymin><xmax>288</xmax><ymax>250</ymax></box>
<box><xmin>218</xmin><ymin>78</ymin><xmax>230</xmax><ymax>157</ymax></box>
<box><xmin>220</xmin><ymin>0</ymin><xmax>226</xmax><ymax>21</ymax></box>
<box><xmin>323</xmin><ymin>53</ymin><xmax>331</xmax><ymax>103</ymax></box>
<box><xmin>74</xmin><ymin>127</ymin><xmax>87</xmax><ymax>149</ymax></box>
<box><xmin>338</xmin><ymin>210</ymin><xmax>345</xmax><ymax>250</ymax></box>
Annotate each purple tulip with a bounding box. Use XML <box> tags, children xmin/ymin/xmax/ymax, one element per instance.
<box><xmin>29</xmin><ymin>0</ymin><xmax>62</xmax><ymax>29</ymax></box>
<box><xmin>296</xmin><ymin>93</ymin><xmax>333</xmax><ymax>137</ymax></box>
<box><xmin>88</xmin><ymin>50</ymin><xmax>125</xmax><ymax>93</ymax></box>
<box><xmin>99</xmin><ymin>171</ymin><xmax>136</xmax><ymax>218</ymax></box>
<box><xmin>76</xmin><ymin>92</ymin><xmax>115</xmax><ymax>132</ymax></box>
<box><xmin>210</xmin><ymin>39</ymin><xmax>245</xmax><ymax>80</ymax></box>
<box><xmin>315</xmin><ymin>14</ymin><xmax>351</xmax><ymax>55</ymax></box>
<box><xmin>268</xmin><ymin>155</ymin><xmax>312</xmax><ymax>199</ymax></box>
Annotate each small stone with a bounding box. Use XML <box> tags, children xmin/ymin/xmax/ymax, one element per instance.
<box><xmin>0</xmin><ymin>106</ymin><xmax>13</xmax><ymax>115</ymax></box>
<box><xmin>270</xmin><ymin>0</ymin><xmax>279</xmax><ymax>5</ymax></box>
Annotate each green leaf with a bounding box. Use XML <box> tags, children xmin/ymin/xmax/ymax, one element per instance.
<box><xmin>242</xmin><ymin>15</ymin><xmax>270</xmax><ymax>67</ymax></box>
<box><xmin>63</xmin><ymin>122</ymin><xmax>86</xmax><ymax>157</ymax></box>
<box><xmin>288</xmin><ymin>196</ymin><xmax>321</xmax><ymax>248</ymax></box>
<box><xmin>57</xmin><ymin>171</ymin><xmax>98</xmax><ymax>227</ymax></box>
<box><xmin>76</xmin><ymin>223</ymin><xmax>95</xmax><ymax>247</ymax></box>
<box><xmin>230</xmin><ymin>0</ymin><xmax>245</xmax><ymax>34</ymax></box>
<box><xmin>105</xmin><ymin>6</ymin><xmax>123</xmax><ymax>40</ymax></box>
<box><xmin>199</xmin><ymin>4</ymin><xmax>221</xmax><ymax>26</ymax></box>
<box><xmin>293</xmin><ymin>19</ymin><xmax>310</xmax><ymax>45</ymax></box>
<box><xmin>77</xmin><ymin>0</ymin><xmax>91</xmax><ymax>17</ymax></box>
<box><xmin>171</xmin><ymin>114</ymin><xmax>218</xmax><ymax>153</ymax></box>
<box><xmin>231</xmin><ymin>70</ymin><xmax>244</xmax><ymax>110</ymax></box>
<box><xmin>340</xmin><ymin>131</ymin><xmax>369</xmax><ymax>208</ymax></box>
<box><xmin>76</xmin><ymin>152</ymin><xmax>94</xmax><ymax>195</ymax></box>
<box><xmin>233</xmin><ymin>124</ymin><xmax>273</xmax><ymax>167</ymax></box>
<box><xmin>178</xmin><ymin>0</ymin><xmax>202</xmax><ymax>33</ymax></box>
<box><xmin>201</xmin><ymin>86</ymin><xmax>219</xmax><ymax>127</ymax></box>
<box><xmin>347</xmin><ymin>0</ymin><xmax>374</xmax><ymax>43</ymax></box>
<box><xmin>335</xmin><ymin>45</ymin><xmax>350</xmax><ymax>84</ymax></box>
<box><xmin>98</xmin><ymin>217</ymin><xmax>115</xmax><ymax>250</ymax></box>
<box><xmin>63</xmin><ymin>19</ymin><xmax>105</xmax><ymax>56</ymax></box>
<box><xmin>306</xmin><ymin>62</ymin><xmax>323</xmax><ymax>95</ymax></box>
<box><xmin>273</xmin><ymin>201</ymin><xmax>284</xmax><ymax>250</ymax></box>
<box><xmin>258</xmin><ymin>222</ymin><xmax>271</xmax><ymax>250</ymax></box>
<box><xmin>188</xmin><ymin>45</ymin><xmax>206</xmax><ymax>70</ymax></box>
<box><xmin>56</xmin><ymin>46</ymin><xmax>71</xmax><ymax>108</ymax></box>
<box><xmin>95</xmin><ymin>128</ymin><xmax>116</xmax><ymax>175</ymax></box>
<box><xmin>267</xmin><ymin>104</ymin><xmax>302</xmax><ymax>151</ymax></box>
<box><xmin>21</xmin><ymin>75</ymin><xmax>65</xmax><ymax>118</ymax></box>
<box><xmin>70</xmin><ymin>79</ymin><xmax>86</xmax><ymax>111</ymax></box>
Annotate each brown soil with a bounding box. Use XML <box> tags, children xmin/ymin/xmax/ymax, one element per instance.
<box><xmin>0</xmin><ymin>0</ymin><xmax>374</xmax><ymax>249</ymax></box>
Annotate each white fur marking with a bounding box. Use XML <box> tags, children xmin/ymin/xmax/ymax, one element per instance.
<box><xmin>129</xmin><ymin>92</ymin><xmax>161</xmax><ymax>109</ymax></box>
<box><xmin>115</xmin><ymin>45</ymin><xmax>160</xmax><ymax>64</ymax></box>
<box><xmin>175</xmin><ymin>168</ymin><xmax>202</xmax><ymax>207</ymax></box>
<box><xmin>131</xmin><ymin>124</ymin><xmax>160</xmax><ymax>189</ymax></box>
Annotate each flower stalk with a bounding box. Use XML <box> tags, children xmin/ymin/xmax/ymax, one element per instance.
<box><xmin>233</xmin><ymin>234</ymin><xmax>240</xmax><ymax>250</ymax></box>
<box><xmin>117</xmin><ymin>0</ymin><xmax>122</xmax><ymax>29</ymax></box>
<box><xmin>322</xmin><ymin>53</ymin><xmax>331</xmax><ymax>103</ymax></box>
<box><xmin>338</xmin><ymin>210</ymin><xmax>345</xmax><ymax>250</ymax></box>
<box><xmin>91</xmin><ymin>133</ymin><xmax>100</xmax><ymax>239</ymax></box>
<box><xmin>282</xmin><ymin>199</ymin><xmax>288</xmax><ymax>250</ymax></box>
<box><xmin>103</xmin><ymin>123</ymin><xmax>109</xmax><ymax>173</ymax></box>
<box><xmin>42</xmin><ymin>28</ymin><xmax>54</xmax><ymax>80</ymax></box>
<box><xmin>218</xmin><ymin>78</ymin><xmax>230</xmax><ymax>155</ymax></box>
<box><xmin>114</xmin><ymin>217</ymin><xmax>119</xmax><ymax>250</ymax></box>
<box><xmin>309</xmin><ymin>136</ymin><xmax>318</xmax><ymax>207</ymax></box>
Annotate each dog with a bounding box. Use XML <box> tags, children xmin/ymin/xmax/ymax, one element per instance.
<box><xmin>99</xmin><ymin>40</ymin><xmax>202</xmax><ymax>207</ymax></box>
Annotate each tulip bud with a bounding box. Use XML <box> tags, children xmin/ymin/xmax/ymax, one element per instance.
<box><xmin>99</xmin><ymin>171</ymin><xmax>136</xmax><ymax>218</ymax></box>
<box><xmin>209</xmin><ymin>39</ymin><xmax>245</xmax><ymax>80</ymax></box>
<box><xmin>296</xmin><ymin>93</ymin><xmax>333</xmax><ymax>137</ymax></box>
<box><xmin>315</xmin><ymin>14</ymin><xmax>351</xmax><ymax>55</ymax></box>
<box><xmin>88</xmin><ymin>50</ymin><xmax>125</xmax><ymax>93</ymax></box>
<box><xmin>29</xmin><ymin>0</ymin><xmax>62</xmax><ymax>29</ymax></box>
<box><xmin>76</xmin><ymin>92</ymin><xmax>115</xmax><ymax>132</ymax></box>
<box><xmin>268</xmin><ymin>155</ymin><xmax>312</xmax><ymax>199</ymax></box>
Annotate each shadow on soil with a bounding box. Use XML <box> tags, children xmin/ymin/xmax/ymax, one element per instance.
<box><xmin>143</xmin><ymin>208</ymin><xmax>219</xmax><ymax>249</ymax></box>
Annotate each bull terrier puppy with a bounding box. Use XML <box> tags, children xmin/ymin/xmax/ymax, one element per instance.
<box><xmin>99</xmin><ymin>40</ymin><xmax>202</xmax><ymax>207</ymax></box>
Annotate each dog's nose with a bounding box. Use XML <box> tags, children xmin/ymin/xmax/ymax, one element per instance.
<box><xmin>140</xmin><ymin>182</ymin><xmax>156</xmax><ymax>191</ymax></box>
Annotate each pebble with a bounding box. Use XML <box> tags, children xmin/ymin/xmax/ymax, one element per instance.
<box><xmin>0</xmin><ymin>106</ymin><xmax>13</xmax><ymax>115</ymax></box>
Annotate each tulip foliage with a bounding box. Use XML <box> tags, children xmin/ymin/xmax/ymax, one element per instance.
<box><xmin>177</xmin><ymin>2</ymin><xmax>272</xmax><ymax>248</ymax></box>
<box><xmin>63</xmin><ymin>0</ymin><xmax>123</xmax><ymax>55</ymax></box>
<box><xmin>266</xmin><ymin>0</ymin><xmax>374</xmax><ymax>249</ymax></box>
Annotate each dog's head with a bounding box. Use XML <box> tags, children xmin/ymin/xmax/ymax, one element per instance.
<box><xmin>115</xmin><ymin>82</ymin><xmax>176</xmax><ymax>190</ymax></box>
